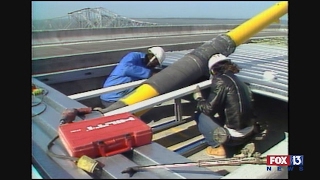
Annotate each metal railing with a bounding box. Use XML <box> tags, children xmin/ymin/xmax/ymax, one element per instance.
<box><xmin>68</xmin><ymin>79</ymin><xmax>146</xmax><ymax>101</ymax></box>
<box><xmin>68</xmin><ymin>79</ymin><xmax>211</xmax><ymax>122</ymax></box>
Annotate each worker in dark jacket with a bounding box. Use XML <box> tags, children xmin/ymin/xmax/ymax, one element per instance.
<box><xmin>193</xmin><ymin>54</ymin><xmax>256</xmax><ymax>158</ymax></box>
<box><xmin>100</xmin><ymin>46</ymin><xmax>166</xmax><ymax>108</ymax></box>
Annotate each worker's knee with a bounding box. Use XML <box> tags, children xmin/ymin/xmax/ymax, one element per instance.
<box><xmin>214</xmin><ymin>127</ymin><xmax>255</xmax><ymax>147</ymax></box>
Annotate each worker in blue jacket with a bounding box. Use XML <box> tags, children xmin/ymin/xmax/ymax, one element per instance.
<box><xmin>100</xmin><ymin>46</ymin><xmax>166</xmax><ymax>108</ymax></box>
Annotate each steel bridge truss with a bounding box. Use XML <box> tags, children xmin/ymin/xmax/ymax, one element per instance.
<box><xmin>32</xmin><ymin>7</ymin><xmax>158</xmax><ymax>31</ymax></box>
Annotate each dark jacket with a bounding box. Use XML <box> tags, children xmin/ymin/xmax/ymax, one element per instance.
<box><xmin>196</xmin><ymin>70</ymin><xmax>255</xmax><ymax>130</ymax></box>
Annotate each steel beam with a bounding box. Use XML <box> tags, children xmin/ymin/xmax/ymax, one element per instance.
<box><xmin>103</xmin><ymin>80</ymin><xmax>211</xmax><ymax>117</ymax></box>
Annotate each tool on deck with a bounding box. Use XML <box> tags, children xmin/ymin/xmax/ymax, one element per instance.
<box><xmin>59</xmin><ymin>107</ymin><xmax>92</xmax><ymax>125</ymax></box>
<box><xmin>47</xmin><ymin>107</ymin><xmax>103</xmax><ymax>177</ymax></box>
<box><xmin>47</xmin><ymin>135</ymin><xmax>103</xmax><ymax>177</ymax></box>
<box><xmin>122</xmin><ymin>152</ymin><xmax>266</xmax><ymax>177</ymax></box>
<box><xmin>58</xmin><ymin>112</ymin><xmax>152</xmax><ymax>158</ymax></box>
<box><xmin>47</xmin><ymin>110</ymin><xmax>153</xmax><ymax>177</ymax></box>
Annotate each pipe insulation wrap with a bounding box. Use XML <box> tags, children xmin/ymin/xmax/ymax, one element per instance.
<box><xmin>145</xmin><ymin>34</ymin><xmax>236</xmax><ymax>94</ymax></box>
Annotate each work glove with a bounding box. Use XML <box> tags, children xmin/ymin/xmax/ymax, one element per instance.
<box><xmin>193</xmin><ymin>85</ymin><xmax>203</xmax><ymax>101</ymax></box>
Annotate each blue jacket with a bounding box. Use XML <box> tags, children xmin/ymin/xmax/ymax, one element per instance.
<box><xmin>100</xmin><ymin>52</ymin><xmax>152</xmax><ymax>102</ymax></box>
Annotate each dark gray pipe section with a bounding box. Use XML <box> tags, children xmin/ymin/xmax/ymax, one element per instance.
<box><xmin>146</xmin><ymin>34</ymin><xmax>236</xmax><ymax>93</ymax></box>
<box><xmin>102</xmin><ymin>101</ymin><xmax>127</xmax><ymax>113</ymax></box>
<box><xmin>101</xmin><ymin>34</ymin><xmax>236</xmax><ymax>113</ymax></box>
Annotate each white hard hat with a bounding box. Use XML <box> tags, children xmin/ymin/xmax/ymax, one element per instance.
<box><xmin>208</xmin><ymin>54</ymin><xmax>230</xmax><ymax>69</ymax></box>
<box><xmin>148</xmin><ymin>47</ymin><xmax>166</xmax><ymax>65</ymax></box>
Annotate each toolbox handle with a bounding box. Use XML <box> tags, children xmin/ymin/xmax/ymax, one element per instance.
<box><xmin>96</xmin><ymin>134</ymin><xmax>133</xmax><ymax>157</ymax></box>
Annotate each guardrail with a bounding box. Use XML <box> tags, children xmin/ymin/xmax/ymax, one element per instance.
<box><xmin>32</xmin><ymin>24</ymin><xmax>286</xmax><ymax>46</ymax></box>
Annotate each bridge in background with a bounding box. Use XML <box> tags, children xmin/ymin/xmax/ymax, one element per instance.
<box><xmin>32</xmin><ymin>7</ymin><xmax>160</xmax><ymax>31</ymax></box>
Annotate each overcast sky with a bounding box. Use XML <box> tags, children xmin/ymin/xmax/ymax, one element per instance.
<box><xmin>32</xmin><ymin>1</ymin><xmax>288</xmax><ymax>20</ymax></box>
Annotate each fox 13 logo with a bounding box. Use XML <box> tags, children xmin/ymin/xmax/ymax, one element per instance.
<box><xmin>266</xmin><ymin>155</ymin><xmax>304</xmax><ymax>171</ymax></box>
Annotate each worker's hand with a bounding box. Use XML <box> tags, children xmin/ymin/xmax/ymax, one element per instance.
<box><xmin>93</xmin><ymin>107</ymin><xmax>103</xmax><ymax>114</ymax></box>
<box><xmin>193</xmin><ymin>85</ymin><xmax>203</xmax><ymax>101</ymax></box>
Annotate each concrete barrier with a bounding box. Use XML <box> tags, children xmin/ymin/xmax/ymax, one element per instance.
<box><xmin>32</xmin><ymin>24</ymin><xmax>285</xmax><ymax>46</ymax></box>
<box><xmin>32</xmin><ymin>42</ymin><xmax>203</xmax><ymax>75</ymax></box>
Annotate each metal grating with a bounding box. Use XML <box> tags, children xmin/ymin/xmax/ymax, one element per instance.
<box><xmin>162</xmin><ymin>43</ymin><xmax>288</xmax><ymax>102</ymax></box>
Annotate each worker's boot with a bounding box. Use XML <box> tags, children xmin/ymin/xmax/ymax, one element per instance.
<box><xmin>205</xmin><ymin>145</ymin><xmax>226</xmax><ymax>158</ymax></box>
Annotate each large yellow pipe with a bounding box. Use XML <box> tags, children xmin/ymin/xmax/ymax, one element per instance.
<box><xmin>122</xmin><ymin>84</ymin><xmax>158</xmax><ymax>105</ymax></box>
<box><xmin>116</xmin><ymin>1</ymin><xmax>288</xmax><ymax>111</ymax></box>
<box><xmin>227</xmin><ymin>1</ymin><xmax>288</xmax><ymax>46</ymax></box>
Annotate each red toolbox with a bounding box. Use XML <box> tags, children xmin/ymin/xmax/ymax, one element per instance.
<box><xmin>58</xmin><ymin>112</ymin><xmax>152</xmax><ymax>158</ymax></box>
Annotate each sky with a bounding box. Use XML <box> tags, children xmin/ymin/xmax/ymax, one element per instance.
<box><xmin>32</xmin><ymin>1</ymin><xmax>288</xmax><ymax>20</ymax></box>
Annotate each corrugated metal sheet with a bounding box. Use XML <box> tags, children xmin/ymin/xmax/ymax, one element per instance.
<box><xmin>162</xmin><ymin>43</ymin><xmax>288</xmax><ymax>102</ymax></box>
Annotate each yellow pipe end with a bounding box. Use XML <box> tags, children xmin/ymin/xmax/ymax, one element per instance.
<box><xmin>120</xmin><ymin>84</ymin><xmax>160</xmax><ymax>105</ymax></box>
<box><xmin>227</xmin><ymin>1</ymin><xmax>288</xmax><ymax>46</ymax></box>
